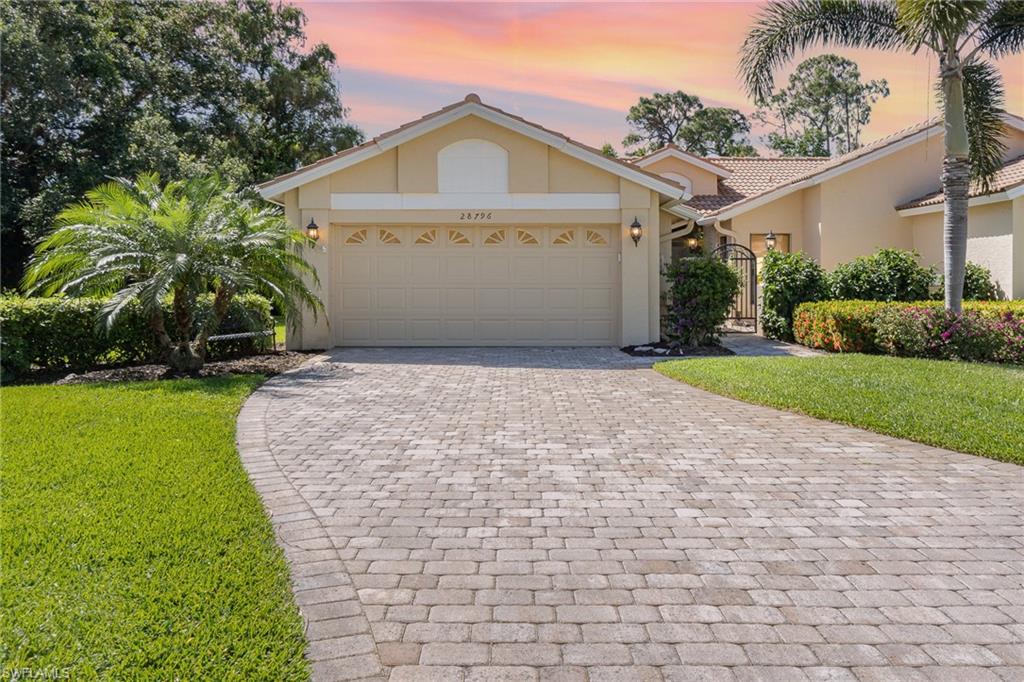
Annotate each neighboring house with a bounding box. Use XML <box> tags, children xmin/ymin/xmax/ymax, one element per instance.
<box><xmin>258</xmin><ymin>94</ymin><xmax>1024</xmax><ymax>349</ymax></box>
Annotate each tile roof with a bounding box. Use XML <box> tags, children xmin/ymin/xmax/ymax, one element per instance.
<box><xmin>675</xmin><ymin>117</ymin><xmax>946</xmax><ymax>218</ymax></box>
<box><xmin>896</xmin><ymin>153</ymin><xmax>1024</xmax><ymax>209</ymax></box>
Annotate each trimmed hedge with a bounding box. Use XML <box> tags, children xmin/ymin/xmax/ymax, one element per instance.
<box><xmin>793</xmin><ymin>299</ymin><xmax>1024</xmax><ymax>363</ymax></box>
<box><xmin>759</xmin><ymin>250</ymin><xmax>828</xmax><ymax>341</ymax></box>
<box><xmin>1</xmin><ymin>294</ymin><xmax>273</xmax><ymax>379</ymax></box>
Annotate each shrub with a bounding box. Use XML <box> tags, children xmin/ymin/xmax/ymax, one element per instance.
<box><xmin>933</xmin><ymin>261</ymin><xmax>1002</xmax><ymax>301</ymax></box>
<box><xmin>759</xmin><ymin>250</ymin><xmax>829</xmax><ymax>341</ymax></box>
<box><xmin>663</xmin><ymin>256</ymin><xmax>740</xmax><ymax>346</ymax></box>
<box><xmin>793</xmin><ymin>299</ymin><xmax>1024</xmax><ymax>364</ymax></box>
<box><xmin>0</xmin><ymin>293</ymin><xmax>272</xmax><ymax>380</ymax></box>
<box><xmin>828</xmin><ymin>249</ymin><xmax>935</xmax><ymax>301</ymax></box>
<box><xmin>792</xmin><ymin>300</ymin><xmax>886</xmax><ymax>353</ymax></box>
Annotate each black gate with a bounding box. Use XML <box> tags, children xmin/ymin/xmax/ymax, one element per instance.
<box><xmin>711</xmin><ymin>243</ymin><xmax>757</xmax><ymax>332</ymax></box>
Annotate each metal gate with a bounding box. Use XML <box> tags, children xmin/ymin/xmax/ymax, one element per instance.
<box><xmin>711</xmin><ymin>243</ymin><xmax>757</xmax><ymax>332</ymax></box>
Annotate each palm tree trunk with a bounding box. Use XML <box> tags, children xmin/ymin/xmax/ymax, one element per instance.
<box><xmin>940</xmin><ymin>61</ymin><xmax>971</xmax><ymax>314</ymax></box>
<box><xmin>192</xmin><ymin>286</ymin><xmax>234</xmax><ymax>364</ymax></box>
<box><xmin>168</xmin><ymin>287</ymin><xmax>203</xmax><ymax>373</ymax></box>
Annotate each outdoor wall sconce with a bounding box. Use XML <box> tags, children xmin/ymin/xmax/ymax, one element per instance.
<box><xmin>305</xmin><ymin>217</ymin><xmax>320</xmax><ymax>242</ymax></box>
<box><xmin>629</xmin><ymin>217</ymin><xmax>643</xmax><ymax>247</ymax></box>
<box><xmin>765</xmin><ymin>230</ymin><xmax>777</xmax><ymax>251</ymax></box>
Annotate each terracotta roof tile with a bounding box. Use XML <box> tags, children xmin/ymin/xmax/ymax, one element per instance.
<box><xmin>674</xmin><ymin>117</ymin><xmax>945</xmax><ymax>217</ymax></box>
<box><xmin>896</xmin><ymin>153</ymin><xmax>1024</xmax><ymax>209</ymax></box>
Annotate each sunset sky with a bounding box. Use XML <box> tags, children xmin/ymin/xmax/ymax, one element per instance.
<box><xmin>295</xmin><ymin>1</ymin><xmax>1024</xmax><ymax>153</ymax></box>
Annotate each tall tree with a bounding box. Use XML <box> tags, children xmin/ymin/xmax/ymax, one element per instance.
<box><xmin>740</xmin><ymin>0</ymin><xmax>1021</xmax><ymax>312</ymax></box>
<box><xmin>680</xmin><ymin>107</ymin><xmax>758</xmax><ymax>156</ymax></box>
<box><xmin>1</xmin><ymin>0</ymin><xmax>362</xmax><ymax>287</ymax></box>
<box><xmin>622</xmin><ymin>91</ymin><xmax>703</xmax><ymax>156</ymax></box>
<box><xmin>623</xmin><ymin>91</ymin><xmax>755</xmax><ymax>157</ymax></box>
<box><xmin>752</xmin><ymin>54</ymin><xmax>889</xmax><ymax>156</ymax></box>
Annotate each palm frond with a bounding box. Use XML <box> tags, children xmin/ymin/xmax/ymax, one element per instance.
<box><xmin>740</xmin><ymin>0</ymin><xmax>905</xmax><ymax>103</ymax></box>
<box><xmin>961</xmin><ymin>60</ymin><xmax>1007</xmax><ymax>189</ymax></box>
<box><xmin>973</xmin><ymin>0</ymin><xmax>1024</xmax><ymax>59</ymax></box>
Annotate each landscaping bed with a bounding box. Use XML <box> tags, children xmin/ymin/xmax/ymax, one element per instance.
<box><xmin>656</xmin><ymin>354</ymin><xmax>1024</xmax><ymax>465</ymax></box>
<box><xmin>1</xmin><ymin>376</ymin><xmax>309</xmax><ymax>678</ymax></box>
<box><xmin>621</xmin><ymin>341</ymin><xmax>733</xmax><ymax>357</ymax></box>
<box><xmin>10</xmin><ymin>351</ymin><xmax>314</xmax><ymax>386</ymax></box>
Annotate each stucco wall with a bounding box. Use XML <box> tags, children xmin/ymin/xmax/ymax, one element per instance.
<box><xmin>910</xmin><ymin>201</ymin><xmax>1017</xmax><ymax>298</ymax></box>
<box><xmin>727</xmin><ymin>190</ymin><xmax>806</xmax><ymax>255</ymax></box>
<box><xmin>639</xmin><ymin>156</ymin><xmax>719</xmax><ymax>195</ymax></box>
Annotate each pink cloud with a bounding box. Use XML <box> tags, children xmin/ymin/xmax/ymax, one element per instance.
<box><xmin>296</xmin><ymin>1</ymin><xmax>1023</xmax><ymax>148</ymax></box>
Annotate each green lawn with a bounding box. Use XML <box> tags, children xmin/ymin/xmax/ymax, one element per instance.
<box><xmin>274</xmin><ymin>314</ymin><xmax>286</xmax><ymax>350</ymax></box>
<box><xmin>655</xmin><ymin>354</ymin><xmax>1024</xmax><ymax>465</ymax></box>
<box><xmin>1</xmin><ymin>377</ymin><xmax>309</xmax><ymax>679</ymax></box>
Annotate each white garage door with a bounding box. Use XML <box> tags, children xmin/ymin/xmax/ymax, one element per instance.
<box><xmin>331</xmin><ymin>225</ymin><xmax>620</xmax><ymax>346</ymax></box>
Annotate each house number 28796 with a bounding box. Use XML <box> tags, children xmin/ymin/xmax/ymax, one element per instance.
<box><xmin>459</xmin><ymin>212</ymin><xmax>493</xmax><ymax>221</ymax></box>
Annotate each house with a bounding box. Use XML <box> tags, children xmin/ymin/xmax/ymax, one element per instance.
<box><xmin>257</xmin><ymin>94</ymin><xmax>1024</xmax><ymax>349</ymax></box>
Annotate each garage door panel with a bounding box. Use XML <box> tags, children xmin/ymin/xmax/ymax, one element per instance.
<box><xmin>376</xmin><ymin>319</ymin><xmax>406</xmax><ymax>341</ymax></box>
<box><xmin>444</xmin><ymin>255</ymin><xmax>476</xmax><ymax>281</ymax></box>
<box><xmin>582</xmin><ymin>288</ymin><xmax>614</xmax><ymax>310</ymax></box>
<box><xmin>341</xmin><ymin>255</ymin><xmax>371</xmax><ymax>283</ymax></box>
<box><xmin>478</xmin><ymin>319</ymin><xmax>510</xmax><ymax>341</ymax></box>
<box><xmin>342</xmin><ymin>287</ymin><xmax>372</xmax><ymax>311</ymax></box>
<box><xmin>547</xmin><ymin>320</ymin><xmax>578</xmax><ymax>340</ymax></box>
<box><xmin>376</xmin><ymin>288</ymin><xmax>406</xmax><ymax>312</ymax></box>
<box><xmin>411</xmin><ymin>288</ymin><xmax>442</xmax><ymax>311</ymax></box>
<box><xmin>511</xmin><ymin>256</ymin><xmax>544</xmax><ymax>281</ymax></box>
<box><xmin>332</xmin><ymin>224</ymin><xmax>619</xmax><ymax>346</ymax></box>
<box><xmin>340</xmin><ymin>319</ymin><xmax>372</xmax><ymax>343</ymax></box>
<box><xmin>444</xmin><ymin>320</ymin><xmax>476</xmax><ymax>341</ymax></box>
<box><xmin>410</xmin><ymin>319</ymin><xmax>441</xmax><ymax>341</ymax></box>
<box><xmin>445</xmin><ymin>288</ymin><xmax>475</xmax><ymax>313</ymax></box>
<box><xmin>547</xmin><ymin>288</ymin><xmax>578</xmax><ymax>309</ymax></box>
<box><xmin>477</xmin><ymin>288</ymin><xmax>510</xmax><ymax>312</ymax></box>
<box><xmin>410</xmin><ymin>255</ymin><xmax>441</xmax><ymax>282</ymax></box>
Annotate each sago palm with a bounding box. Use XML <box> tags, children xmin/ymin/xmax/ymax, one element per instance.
<box><xmin>740</xmin><ymin>0</ymin><xmax>1022</xmax><ymax>311</ymax></box>
<box><xmin>23</xmin><ymin>173</ymin><xmax>323</xmax><ymax>372</ymax></box>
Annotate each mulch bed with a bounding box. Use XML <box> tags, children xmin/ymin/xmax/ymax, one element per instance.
<box><xmin>11</xmin><ymin>352</ymin><xmax>317</xmax><ymax>386</ymax></box>
<box><xmin>621</xmin><ymin>341</ymin><xmax>734</xmax><ymax>358</ymax></box>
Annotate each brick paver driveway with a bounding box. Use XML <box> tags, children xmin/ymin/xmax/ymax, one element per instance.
<box><xmin>237</xmin><ymin>348</ymin><xmax>1024</xmax><ymax>682</ymax></box>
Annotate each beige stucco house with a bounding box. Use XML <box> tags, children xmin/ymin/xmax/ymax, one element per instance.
<box><xmin>258</xmin><ymin>94</ymin><xmax>1024</xmax><ymax>349</ymax></box>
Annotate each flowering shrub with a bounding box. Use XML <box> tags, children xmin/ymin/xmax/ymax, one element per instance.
<box><xmin>794</xmin><ymin>300</ymin><xmax>1024</xmax><ymax>364</ymax></box>
<box><xmin>792</xmin><ymin>300</ymin><xmax>886</xmax><ymax>352</ymax></box>
<box><xmin>662</xmin><ymin>256</ymin><xmax>740</xmax><ymax>346</ymax></box>
<box><xmin>759</xmin><ymin>250</ymin><xmax>829</xmax><ymax>341</ymax></box>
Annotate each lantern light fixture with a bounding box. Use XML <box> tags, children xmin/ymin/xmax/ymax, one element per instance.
<box><xmin>305</xmin><ymin>217</ymin><xmax>320</xmax><ymax>242</ymax></box>
<box><xmin>765</xmin><ymin>230</ymin><xmax>777</xmax><ymax>251</ymax></box>
<box><xmin>629</xmin><ymin>217</ymin><xmax>643</xmax><ymax>247</ymax></box>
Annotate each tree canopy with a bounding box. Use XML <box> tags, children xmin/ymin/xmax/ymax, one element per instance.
<box><xmin>622</xmin><ymin>91</ymin><xmax>755</xmax><ymax>157</ymax></box>
<box><xmin>753</xmin><ymin>54</ymin><xmax>889</xmax><ymax>157</ymax></box>
<box><xmin>1</xmin><ymin>0</ymin><xmax>362</xmax><ymax>286</ymax></box>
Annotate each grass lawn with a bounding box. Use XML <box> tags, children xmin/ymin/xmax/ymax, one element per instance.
<box><xmin>1</xmin><ymin>376</ymin><xmax>309</xmax><ymax>679</ymax></box>
<box><xmin>274</xmin><ymin>314</ymin><xmax>286</xmax><ymax>350</ymax></box>
<box><xmin>655</xmin><ymin>354</ymin><xmax>1024</xmax><ymax>465</ymax></box>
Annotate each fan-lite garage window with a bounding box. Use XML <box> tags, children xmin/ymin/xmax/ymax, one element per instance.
<box><xmin>437</xmin><ymin>139</ymin><xmax>509</xmax><ymax>193</ymax></box>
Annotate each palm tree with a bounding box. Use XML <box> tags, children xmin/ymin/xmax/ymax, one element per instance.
<box><xmin>740</xmin><ymin>0</ymin><xmax>1022</xmax><ymax>312</ymax></box>
<box><xmin>23</xmin><ymin>173</ymin><xmax>323</xmax><ymax>372</ymax></box>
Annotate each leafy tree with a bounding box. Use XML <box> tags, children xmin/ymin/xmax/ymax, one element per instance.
<box><xmin>623</xmin><ymin>91</ymin><xmax>755</xmax><ymax>157</ymax></box>
<box><xmin>600</xmin><ymin>143</ymin><xmax>619</xmax><ymax>158</ymax></box>
<box><xmin>22</xmin><ymin>174</ymin><xmax>324</xmax><ymax>373</ymax></box>
<box><xmin>1</xmin><ymin>0</ymin><xmax>362</xmax><ymax>287</ymax></box>
<box><xmin>622</xmin><ymin>91</ymin><xmax>703</xmax><ymax>155</ymax></box>
<box><xmin>740</xmin><ymin>0</ymin><xmax>1021</xmax><ymax>312</ymax></box>
<box><xmin>680</xmin><ymin>108</ymin><xmax>758</xmax><ymax>156</ymax></box>
<box><xmin>752</xmin><ymin>54</ymin><xmax>889</xmax><ymax>156</ymax></box>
